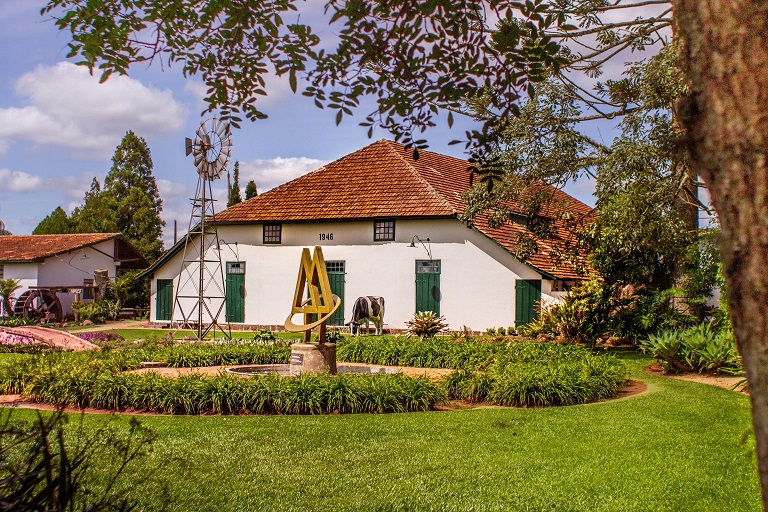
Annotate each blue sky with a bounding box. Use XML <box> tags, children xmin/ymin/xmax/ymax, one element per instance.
<box><xmin>0</xmin><ymin>0</ymin><xmax>610</xmax><ymax>246</ymax></box>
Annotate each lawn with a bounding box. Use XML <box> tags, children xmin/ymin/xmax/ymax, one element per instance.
<box><xmin>1</xmin><ymin>351</ymin><xmax>759</xmax><ymax>511</ymax></box>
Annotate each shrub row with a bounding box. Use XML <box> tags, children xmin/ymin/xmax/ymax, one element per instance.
<box><xmin>444</xmin><ymin>358</ymin><xmax>628</xmax><ymax>406</ymax></box>
<box><xmin>338</xmin><ymin>336</ymin><xmax>629</xmax><ymax>407</ymax></box>
<box><xmin>1</xmin><ymin>336</ymin><xmax>629</xmax><ymax>412</ymax></box>
<box><xmin>27</xmin><ymin>370</ymin><xmax>445</xmax><ymax>415</ymax></box>
<box><xmin>0</xmin><ymin>342</ymin><xmax>443</xmax><ymax>414</ymax></box>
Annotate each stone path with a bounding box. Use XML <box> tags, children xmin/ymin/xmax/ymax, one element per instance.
<box><xmin>0</xmin><ymin>325</ymin><xmax>99</xmax><ymax>351</ymax></box>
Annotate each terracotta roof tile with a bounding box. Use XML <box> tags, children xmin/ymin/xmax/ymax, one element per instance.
<box><xmin>216</xmin><ymin>140</ymin><xmax>594</xmax><ymax>279</ymax></box>
<box><xmin>0</xmin><ymin>233</ymin><xmax>121</xmax><ymax>262</ymax></box>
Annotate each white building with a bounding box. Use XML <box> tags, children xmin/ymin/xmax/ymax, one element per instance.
<box><xmin>0</xmin><ymin>233</ymin><xmax>147</xmax><ymax>318</ymax></box>
<box><xmin>142</xmin><ymin>140</ymin><xmax>593</xmax><ymax>332</ymax></box>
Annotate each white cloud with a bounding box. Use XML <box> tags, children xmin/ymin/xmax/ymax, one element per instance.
<box><xmin>0</xmin><ymin>167</ymin><xmax>43</xmax><ymax>192</ymax></box>
<box><xmin>0</xmin><ymin>62</ymin><xmax>187</xmax><ymax>158</ymax></box>
<box><xmin>240</xmin><ymin>156</ymin><xmax>327</xmax><ymax>193</ymax></box>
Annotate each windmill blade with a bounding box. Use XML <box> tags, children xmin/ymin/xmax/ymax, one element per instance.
<box><xmin>221</xmin><ymin>138</ymin><xmax>232</xmax><ymax>149</ymax></box>
<box><xmin>212</xmin><ymin>118</ymin><xmax>222</xmax><ymax>134</ymax></box>
<box><xmin>216</xmin><ymin>153</ymin><xmax>229</xmax><ymax>169</ymax></box>
<box><xmin>220</xmin><ymin>145</ymin><xmax>232</xmax><ymax>158</ymax></box>
<box><xmin>194</xmin><ymin>153</ymin><xmax>206</xmax><ymax>166</ymax></box>
<box><xmin>196</xmin><ymin>126</ymin><xmax>206</xmax><ymax>141</ymax></box>
<box><xmin>215</xmin><ymin>121</ymin><xmax>228</xmax><ymax>137</ymax></box>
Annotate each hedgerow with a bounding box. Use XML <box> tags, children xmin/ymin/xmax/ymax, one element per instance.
<box><xmin>339</xmin><ymin>336</ymin><xmax>629</xmax><ymax>406</ymax></box>
<box><xmin>0</xmin><ymin>336</ymin><xmax>628</xmax><ymax>413</ymax></box>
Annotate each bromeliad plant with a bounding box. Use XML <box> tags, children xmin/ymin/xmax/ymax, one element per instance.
<box><xmin>405</xmin><ymin>311</ymin><xmax>449</xmax><ymax>339</ymax></box>
<box><xmin>640</xmin><ymin>323</ymin><xmax>742</xmax><ymax>375</ymax></box>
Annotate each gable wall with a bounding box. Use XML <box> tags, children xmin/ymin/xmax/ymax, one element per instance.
<box><xmin>150</xmin><ymin>218</ymin><xmax>557</xmax><ymax>331</ymax></box>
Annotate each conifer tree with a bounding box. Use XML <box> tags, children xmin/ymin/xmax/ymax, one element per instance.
<box><xmin>33</xmin><ymin>207</ymin><xmax>73</xmax><ymax>235</ymax></box>
<box><xmin>244</xmin><ymin>180</ymin><xmax>258</xmax><ymax>200</ymax></box>
<box><xmin>102</xmin><ymin>131</ymin><xmax>165</xmax><ymax>261</ymax></box>
<box><xmin>228</xmin><ymin>161</ymin><xmax>243</xmax><ymax>207</ymax></box>
<box><xmin>70</xmin><ymin>178</ymin><xmax>117</xmax><ymax>234</ymax></box>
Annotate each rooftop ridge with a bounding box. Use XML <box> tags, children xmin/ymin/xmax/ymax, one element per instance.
<box><xmin>382</xmin><ymin>140</ymin><xmax>462</xmax><ymax>216</ymax></box>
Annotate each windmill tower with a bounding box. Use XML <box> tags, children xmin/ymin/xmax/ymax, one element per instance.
<box><xmin>172</xmin><ymin>119</ymin><xmax>232</xmax><ymax>340</ymax></box>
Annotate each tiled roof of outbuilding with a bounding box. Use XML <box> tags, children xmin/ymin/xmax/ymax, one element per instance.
<box><xmin>215</xmin><ymin>140</ymin><xmax>593</xmax><ymax>279</ymax></box>
<box><xmin>0</xmin><ymin>233</ymin><xmax>148</xmax><ymax>269</ymax></box>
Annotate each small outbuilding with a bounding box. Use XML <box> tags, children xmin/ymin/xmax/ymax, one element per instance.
<box><xmin>141</xmin><ymin>140</ymin><xmax>593</xmax><ymax>332</ymax></box>
<box><xmin>0</xmin><ymin>233</ymin><xmax>148</xmax><ymax>319</ymax></box>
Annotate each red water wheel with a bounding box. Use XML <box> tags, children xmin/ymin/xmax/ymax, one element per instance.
<box><xmin>21</xmin><ymin>290</ymin><xmax>63</xmax><ymax>323</ymax></box>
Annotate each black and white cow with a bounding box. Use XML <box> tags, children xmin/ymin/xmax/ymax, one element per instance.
<box><xmin>347</xmin><ymin>296</ymin><xmax>385</xmax><ymax>336</ymax></box>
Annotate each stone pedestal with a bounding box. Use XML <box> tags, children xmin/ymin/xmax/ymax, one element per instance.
<box><xmin>289</xmin><ymin>343</ymin><xmax>337</xmax><ymax>376</ymax></box>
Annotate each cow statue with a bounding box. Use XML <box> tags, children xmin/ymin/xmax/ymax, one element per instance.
<box><xmin>347</xmin><ymin>296</ymin><xmax>385</xmax><ymax>336</ymax></box>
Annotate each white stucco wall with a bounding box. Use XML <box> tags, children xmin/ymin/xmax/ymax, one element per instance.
<box><xmin>1</xmin><ymin>263</ymin><xmax>38</xmax><ymax>316</ymax></box>
<box><xmin>150</xmin><ymin>218</ymin><xmax>559</xmax><ymax>331</ymax></box>
<box><xmin>2</xmin><ymin>240</ymin><xmax>119</xmax><ymax>317</ymax></box>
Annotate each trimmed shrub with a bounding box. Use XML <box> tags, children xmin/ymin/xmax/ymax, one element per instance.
<box><xmin>339</xmin><ymin>336</ymin><xmax>629</xmax><ymax>407</ymax></box>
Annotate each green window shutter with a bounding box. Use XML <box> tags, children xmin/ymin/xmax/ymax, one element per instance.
<box><xmin>325</xmin><ymin>261</ymin><xmax>345</xmax><ymax>326</ymax></box>
<box><xmin>226</xmin><ymin>262</ymin><xmax>246</xmax><ymax>323</ymax></box>
<box><xmin>156</xmin><ymin>279</ymin><xmax>173</xmax><ymax>321</ymax></box>
<box><xmin>415</xmin><ymin>260</ymin><xmax>441</xmax><ymax>315</ymax></box>
<box><xmin>515</xmin><ymin>279</ymin><xmax>542</xmax><ymax>326</ymax></box>
<box><xmin>307</xmin><ymin>261</ymin><xmax>345</xmax><ymax>326</ymax></box>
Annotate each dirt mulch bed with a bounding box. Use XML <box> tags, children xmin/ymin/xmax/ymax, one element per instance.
<box><xmin>644</xmin><ymin>362</ymin><xmax>747</xmax><ymax>392</ymax></box>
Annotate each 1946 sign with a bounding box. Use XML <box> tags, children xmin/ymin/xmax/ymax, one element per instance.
<box><xmin>319</xmin><ymin>233</ymin><xmax>334</xmax><ymax>241</ymax></box>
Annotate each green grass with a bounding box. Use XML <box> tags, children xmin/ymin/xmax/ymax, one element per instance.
<box><xmin>1</xmin><ymin>351</ymin><xmax>759</xmax><ymax>511</ymax></box>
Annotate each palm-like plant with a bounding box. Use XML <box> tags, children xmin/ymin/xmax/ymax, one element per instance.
<box><xmin>0</xmin><ymin>279</ymin><xmax>22</xmax><ymax>318</ymax></box>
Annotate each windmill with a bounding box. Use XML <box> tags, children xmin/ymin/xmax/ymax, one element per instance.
<box><xmin>171</xmin><ymin>119</ymin><xmax>233</xmax><ymax>340</ymax></box>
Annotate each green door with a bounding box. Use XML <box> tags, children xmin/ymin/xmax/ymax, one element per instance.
<box><xmin>415</xmin><ymin>260</ymin><xmax>441</xmax><ymax>315</ymax></box>
<box><xmin>226</xmin><ymin>262</ymin><xmax>245</xmax><ymax>323</ymax></box>
<box><xmin>515</xmin><ymin>279</ymin><xmax>542</xmax><ymax>326</ymax></box>
<box><xmin>156</xmin><ymin>279</ymin><xmax>173</xmax><ymax>321</ymax></box>
<box><xmin>326</xmin><ymin>261</ymin><xmax>345</xmax><ymax>326</ymax></box>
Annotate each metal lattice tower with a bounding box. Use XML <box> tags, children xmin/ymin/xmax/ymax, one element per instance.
<box><xmin>171</xmin><ymin>119</ymin><xmax>232</xmax><ymax>340</ymax></box>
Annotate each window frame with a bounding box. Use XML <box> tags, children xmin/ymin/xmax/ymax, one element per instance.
<box><xmin>373</xmin><ymin>219</ymin><xmax>396</xmax><ymax>242</ymax></box>
<box><xmin>263</xmin><ymin>223</ymin><xmax>282</xmax><ymax>244</ymax></box>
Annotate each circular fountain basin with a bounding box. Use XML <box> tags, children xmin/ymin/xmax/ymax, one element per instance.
<box><xmin>225</xmin><ymin>363</ymin><xmax>400</xmax><ymax>376</ymax></box>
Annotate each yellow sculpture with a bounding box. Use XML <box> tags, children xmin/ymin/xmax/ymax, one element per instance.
<box><xmin>284</xmin><ymin>246</ymin><xmax>341</xmax><ymax>343</ymax></box>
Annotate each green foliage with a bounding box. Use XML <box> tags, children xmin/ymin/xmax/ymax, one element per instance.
<box><xmin>228</xmin><ymin>161</ymin><xmax>243</xmax><ymax>207</ymax></box>
<box><xmin>405</xmin><ymin>311</ymin><xmax>449</xmax><ymax>339</ymax></box>
<box><xmin>253</xmin><ymin>328</ymin><xmax>277</xmax><ymax>343</ymax></box>
<box><xmin>70</xmin><ymin>178</ymin><xmax>117</xmax><ymax>234</ymax></box>
<box><xmin>0</xmin><ymin>316</ymin><xmax>37</xmax><ymax>328</ymax></box>
<box><xmin>640</xmin><ymin>324</ymin><xmax>742</xmax><ymax>375</ymax></box>
<box><xmin>71</xmin><ymin>299</ymin><xmax>116</xmax><ymax>324</ymax></box>
<box><xmin>32</xmin><ymin>206</ymin><xmax>73</xmax><ymax>235</ymax></box>
<box><xmin>339</xmin><ymin>336</ymin><xmax>628</xmax><ymax>407</ymax></box>
<box><xmin>102</xmin><ymin>131</ymin><xmax>165</xmax><ymax>261</ymax></box>
<box><xmin>518</xmin><ymin>276</ymin><xmax>612</xmax><ymax>344</ymax></box>
<box><xmin>520</xmin><ymin>277</ymin><xmax>699</xmax><ymax>346</ymax></box>
<box><xmin>0</xmin><ymin>410</ymin><xmax>154</xmax><ymax>512</ymax></box>
<box><xmin>0</xmin><ymin>344</ymin><xmax>443</xmax><ymax>415</ymax></box>
<box><xmin>244</xmin><ymin>180</ymin><xmax>258</xmax><ymax>200</ymax></box>
<box><xmin>0</xmin><ymin>279</ymin><xmax>21</xmax><ymax>318</ymax></box>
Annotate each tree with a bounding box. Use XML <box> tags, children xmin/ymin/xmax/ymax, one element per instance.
<box><xmin>32</xmin><ymin>207</ymin><xmax>73</xmax><ymax>235</ymax></box>
<box><xmin>70</xmin><ymin>178</ymin><xmax>118</xmax><ymax>234</ymax></box>
<box><xmin>0</xmin><ymin>279</ymin><xmax>21</xmax><ymax>317</ymax></box>
<box><xmin>244</xmin><ymin>180</ymin><xmax>258</xmax><ymax>200</ymax></box>
<box><xmin>228</xmin><ymin>161</ymin><xmax>243</xmax><ymax>207</ymax></box>
<box><xmin>102</xmin><ymin>131</ymin><xmax>165</xmax><ymax>262</ymax></box>
<box><xmin>674</xmin><ymin>2</ymin><xmax>768</xmax><ymax>505</ymax></box>
<box><xmin>43</xmin><ymin>0</ymin><xmax>768</xmax><ymax>506</ymax></box>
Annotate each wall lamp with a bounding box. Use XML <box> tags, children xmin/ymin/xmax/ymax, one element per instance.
<box><xmin>217</xmin><ymin>240</ymin><xmax>239</xmax><ymax>258</ymax></box>
<box><xmin>408</xmin><ymin>235</ymin><xmax>433</xmax><ymax>260</ymax></box>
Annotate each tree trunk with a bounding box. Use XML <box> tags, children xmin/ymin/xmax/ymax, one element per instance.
<box><xmin>674</xmin><ymin>1</ymin><xmax>768</xmax><ymax>508</ymax></box>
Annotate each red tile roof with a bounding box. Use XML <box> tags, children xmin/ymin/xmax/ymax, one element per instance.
<box><xmin>218</xmin><ymin>140</ymin><xmax>594</xmax><ymax>279</ymax></box>
<box><xmin>0</xmin><ymin>233</ymin><xmax>122</xmax><ymax>262</ymax></box>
